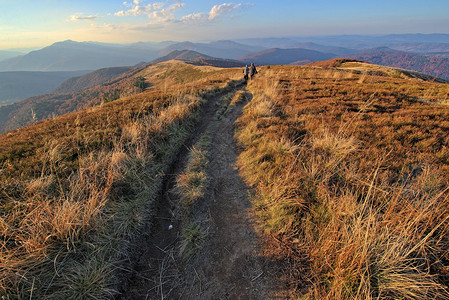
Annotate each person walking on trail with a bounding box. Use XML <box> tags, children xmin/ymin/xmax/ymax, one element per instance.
<box><xmin>249</xmin><ymin>63</ymin><xmax>258</xmax><ymax>80</ymax></box>
<box><xmin>243</xmin><ymin>65</ymin><xmax>249</xmax><ymax>81</ymax></box>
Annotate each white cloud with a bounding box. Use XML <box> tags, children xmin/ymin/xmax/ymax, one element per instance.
<box><xmin>69</xmin><ymin>14</ymin><xmax>97</xmax><ymax>21</ymax></box>
<box><xmin>115</xmin><ymin>1</ymin><xmax>251</xmax><ymax>25</ymax></box>
<box><xmin>181</xmin><ymin>3</ymin><xmax>249</xmax><ymax>25</ymax></box>
<box><xmin>115</xmin><ymin>5</ymin><xmax>146</xmax><ymax>17</ymax></box>
<box><xmin>181</xmin><ymin>12</ymin><xmax>209</xmax><ymax>24</ymax></box>
<box><xmin>148</xmin><ymin>2</ymin><xmax>185</xmax><ymax>23</ymax></box>
<box><xmin>114</xmin><ymin>0</ymin><xmax>183</xmax><ymax>23</ymax></box>
<box><xmin>208</xmin><ymin>3</ymin><xmax>243</xmax><ymax>20</ymax></box>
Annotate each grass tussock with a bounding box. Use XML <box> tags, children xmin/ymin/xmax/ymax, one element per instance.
<box><xmin>175</xmin><ymin>131</ymin><xmax>211</xmax><ymax>256</ymax></box>
<box><xmin>179</xmin><ymin>223</ymin><xmax>207</xmax><ymax>257</ymax></box>
<box><xmin>236</xmin><ymin>65</ymin><xmax>449</xmax><ymax>299</ymax></box>
<box><xmin>175</xmin><ymin>144</ymin><xmax>209</xmax><ymax>207</ymax></box>
<box><xmin>0</xmin><ymin>64</ymin><xmax>241</xmax><ymax>298</ymax></box>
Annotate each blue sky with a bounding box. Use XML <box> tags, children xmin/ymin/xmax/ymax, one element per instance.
<box><xmin>1</xmin><ymin>0</ymin><xmax>449</xmax><ymax>50</ymax></box>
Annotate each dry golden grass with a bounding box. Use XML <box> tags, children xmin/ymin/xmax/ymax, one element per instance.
<box><xmin>0</xmin><ymin>62</ymin><xmax>241</xmax><ymax>298</ymax></box>
<box><xmin>236</xmin><ymin>65</ymin><xmax>449</xmax><ymax>299</ymax></box>
<box><xmin>176</xmin><ymin>145</ymin><xmax>209</xmax><ymax>207</ymax></box>
<box><xmin>174</xmin><ymin>128</ymin><xmax>211</xmax><ymax>258</ymax></box>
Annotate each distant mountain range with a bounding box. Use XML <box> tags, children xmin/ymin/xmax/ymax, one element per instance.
<box><xmin>152</xmin><ymin>50</ymin><xmax>245</xmax><ymax>67</ymax></box>
<box><xmin>346</xmin><ymin>48</ymin><xmax>449</xmax><ymax>80</ymax></box>
<box><xmin>239</xmin><ymin>48</ymin><xmax>335</xmax><ymax>65</ymax></box>
<box><xmin>152</xmin><ymin>50</ymin><xmax>216</xmax><ymax>63</ymax></box>
<box><xmin>0</xmin><ymin>39</ymin><xmax>261</xmax><ymax>72</ymax></box>
<box><xmin>0</xmin><ymin>50</ymin><xmax>23</xmax><ymax>61</ymax></box>
<box><xmin>158</xmin><ymin>40</ymin><xmax>263</xmax><ymax>59</ymax></box>
<box><xmin>388</xmin><ymin>43</ymin><xmax>449</xmax><ymax>56</ymax></box>
<box><xmin>0</xmin><ymin>40</ymin><xmax>160</xmax><ymax>71</ymax></box>
<box><xmin>236</xmin><ymin>34</ymin><xmax>449</xmax><ymax>49</ymax></box>
<box><xmin>290</xmin><ymin>42</ymin><xmax>357</xmax><ymax>56</ymax></box>
<box><xmin>1</xmin><ymin>34</ymin><xmax>449</xmax><ymax>72</ymax></box>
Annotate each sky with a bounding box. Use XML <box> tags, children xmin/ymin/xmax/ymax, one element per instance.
<box><xmin>1</xmin><ymin>0</ymin><xmax>449</xmax><ymax>50</ymax></box>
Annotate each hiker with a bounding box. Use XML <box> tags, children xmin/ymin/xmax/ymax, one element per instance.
<box><xmin>249</xmin><ymin>63</ymin><xmax>257</xmax><ymax>80</ymax></box>
<box><xmin>243</xmin><ymin>65</ymin><xmax>249</xmax><ymax>81</ymax></box>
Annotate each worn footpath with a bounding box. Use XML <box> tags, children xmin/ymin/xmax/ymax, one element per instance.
<box><xmin>118</xmin><ymin>87</ymin><xmax>283</xmax><ymax>299</ymax></box>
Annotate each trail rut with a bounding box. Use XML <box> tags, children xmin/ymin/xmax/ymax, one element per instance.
<box><xmin>117</xmin><ymin>86</ymin><xmax>282</xmax><ymax>299</ymax></box>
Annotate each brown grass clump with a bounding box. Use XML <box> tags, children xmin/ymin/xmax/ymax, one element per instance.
<box><xmin>236</xmin><ymin>65</ymin><xmax>449</xmax><ymax>299</ymax></box>
<box><xmin>0</xmin><ymin>63</ymin><xmax>241</xmax><ymax>298</ymax></box>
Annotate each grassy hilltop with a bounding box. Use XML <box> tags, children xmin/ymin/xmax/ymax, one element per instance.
<box><xmin>1</xmin><ymin>58</ymin><xmax>449</xmax><ymax>299</ymax></box>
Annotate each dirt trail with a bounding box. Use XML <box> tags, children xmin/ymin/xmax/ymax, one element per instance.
<box><xmin>117</xmin><ymin>86</ymin><xmax>282</xmax><ymax>299</ymax></box>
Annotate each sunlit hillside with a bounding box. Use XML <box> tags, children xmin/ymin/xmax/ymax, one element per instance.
<box><xmin>0</xmin><ymin>59</ymin><xmax>238</xmax><ymax>133</ymax></box>
<box><xmin>0</xmin><ymin>61</ymin><xmax>242</xmax><ymax>298</ymax></box>
<box><xmin>1</xmin><ymin>58</ymin><xmax>449</xmax><ymax>299</ymax></box>
<box><xmin>237</xmin><ymin>61</ymin><xmax>449</xmax><ymax>298</ymax></box>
